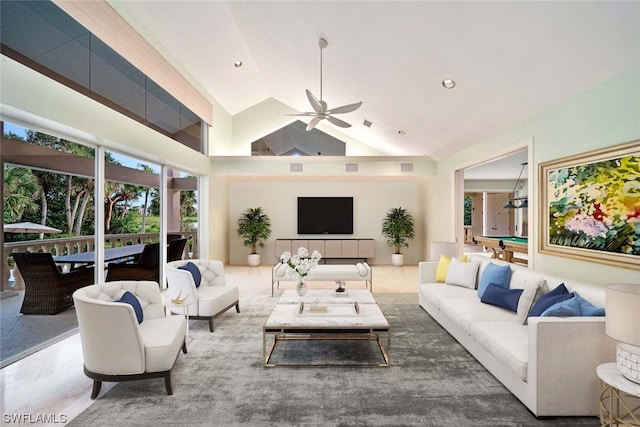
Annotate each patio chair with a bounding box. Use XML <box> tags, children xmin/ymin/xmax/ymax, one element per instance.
<box><xmin>106</xmin><ymin>243</ymin><xmax>160</xmax><ymax>282</ymax></box>
<box><xmin>167</xmin><ymin>238</ymin><xmax>187</xmax><ymax>262</ymax></box>
<box><xmin>73</xmin><ymin>281</ymin><xmax>187</xmax><ymax>398</ymax></box>
<box><xmin>12</xmin><ymin>252</ymin><xmax>95</xmax><ymax>315</ymax></box>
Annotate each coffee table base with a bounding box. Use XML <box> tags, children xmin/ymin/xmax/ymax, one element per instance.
<box><xmin>263</xmin><ymin>328</ymin><xmax>391</xmax><ymax>368</ymax></box>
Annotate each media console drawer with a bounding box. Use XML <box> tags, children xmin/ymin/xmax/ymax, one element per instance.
<box><xmin>275</xmin><ymin>239</ymin><xmax>375</xmax><ymax>260</ymax></box>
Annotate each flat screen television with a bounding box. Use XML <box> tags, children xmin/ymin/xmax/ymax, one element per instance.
<box><xmin>297</xmin><ymin>197</ymin><xmax>353</xmax><ymax>234</ymax></box>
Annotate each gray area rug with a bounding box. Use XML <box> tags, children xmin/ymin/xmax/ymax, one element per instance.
<box><xmin>69</xmin><ymin>293</ymin><xmax>599</xmax><ymax>426</ymax></box>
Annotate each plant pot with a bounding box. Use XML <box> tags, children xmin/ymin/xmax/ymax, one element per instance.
<box><xmin>391</xmin><ymin>253</ymin><xmax>404</xmax><ymax>267</ymax></box>
<box><xmin>248</xmin><ymin>253</ymin><xmax>261</xmax><ymax>267</ymax></box>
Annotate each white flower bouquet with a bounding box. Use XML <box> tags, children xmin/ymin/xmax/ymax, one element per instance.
<box><xmin>280</xmin><ymin>246</ymin><xmax>322</xmax><ymax>280</ymax></box>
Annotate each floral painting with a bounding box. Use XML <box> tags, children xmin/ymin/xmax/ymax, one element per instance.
<box><xmin>540</xmin><ymin>140</ymin><xmax>640</xmax><ymax>270</ymax></box>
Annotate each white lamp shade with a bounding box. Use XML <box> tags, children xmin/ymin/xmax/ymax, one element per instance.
<box><xmin>606</xmin><ymin>284</ymin><xmax>640</xmax><ymax>346</ymax></box>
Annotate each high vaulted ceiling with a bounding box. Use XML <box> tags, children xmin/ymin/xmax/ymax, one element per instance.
<box><xmin>113</xmin><ymin>1</ymin><xmax>640</xmax><ymax>160</ymax></box>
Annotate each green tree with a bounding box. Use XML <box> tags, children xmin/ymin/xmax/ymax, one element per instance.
<box><xmin>381</xmin><ymin>207</ymin><xmax>415</xmax><ymax>254</ymax></box>
<box><xmin>3</xmin><ymin>166</ymin><xmax>39</xmax><ymax>223</ymax></box>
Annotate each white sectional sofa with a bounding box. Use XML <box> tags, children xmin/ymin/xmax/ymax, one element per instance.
<box><xmin>418</xmin><ymin>255</ymin><xmax>616</xmax><ymax>417</ymax></box>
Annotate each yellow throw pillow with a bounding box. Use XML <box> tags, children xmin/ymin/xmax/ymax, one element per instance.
<box><xmin>435</xmin><ymin>254</ymin><xmax>468</xmax><ymax>283</ymax></box>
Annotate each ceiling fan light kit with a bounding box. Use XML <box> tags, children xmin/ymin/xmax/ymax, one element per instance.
<box><xmin>284</xmin><ymin>38</ymin><xmax>363</xmax><ymax>131</ymax></box>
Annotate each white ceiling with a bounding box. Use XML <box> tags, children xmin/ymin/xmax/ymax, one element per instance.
<box><xmin>114</xmin><ymin>1</ymin><xmax>640</xmax><ymax>161</ymax></box>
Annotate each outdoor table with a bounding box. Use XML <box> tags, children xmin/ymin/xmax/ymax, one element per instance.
<box><xmin>53</xmin><ymin>244</ymin><xmax>146</xmax><ymax>270</ymax></box>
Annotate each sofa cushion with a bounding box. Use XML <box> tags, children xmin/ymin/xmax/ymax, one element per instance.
<box><xmin>516</xmin><ymin>279</ymin><xmax>547</xmax><ymax>325</ymax></box>
<box><xmin>197</xmin><ymin>285</ymin><xmax>239</xmax><ymax>317</ymax></box>
<box><xmin>440</xmin><ymin>297</ymin><xmax>516</xmax><ymax>336</ymax></box>
<box><xmin>138</xmin><ymin>315</ymin><xmax>185</xmax><ymax>372</ymax></box>
<box><xmin>179</xmin><ymin>261</ymin><xmax>202</xmax><ymax>288</ymax></box>
<box><xmin>470</xmin><ymin>320</ymin><xmax>529</xmax><ymax>381</ymax></box>
<box><xmin>435</xmin><ymin>254</ymin><xmax>467</xmax><ymax>282</ymax></box>
<box><xmin>481</xmin><ymin>284</ymin><xmax>523</xmax><ymax>312</ymax></box>
<box><xmin>115</xmin><ymin>291</ymin><xmax>143</xmax><ymax>324</ymax></box>
<box><xmin>418</xmin><ymin>283</ymin><xmax>477</xmax><ymax>311</ymax></box>
<box><xmin>478</xmin><ymin>262</ymin><xmax>512</xmax><ymax>298</ymax></box>
<box><xmin>529</xmin><ymin>283</ymin><xmax>572</xmax><ymax>317</ymax></box>
<box><xmin>540</xmin><ymin>292</ymin><xmax>605</xmax><ymax>317</ymax></box>
<box><xmin>445</xmin><ymin>257</ymin><xmax>479</xmax><ymax>289</ymax></box>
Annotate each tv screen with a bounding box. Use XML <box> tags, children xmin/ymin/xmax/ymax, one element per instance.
<box><xmin>297</xmin><ymin>197</ymin><xmax>353</xmax><ymax>234</ymax></box>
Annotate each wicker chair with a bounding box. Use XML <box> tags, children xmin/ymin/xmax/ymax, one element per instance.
<box><xmin>106</xmin><ymin>243</ymin><xmax>160</xmax><ymax>282</ymax></box>
<box><xmin>12</xmin><ymin>252</ymin><xmax>95</xmax><ymax>315</ymax></box>
<box><xmin>167</xmin><ymin>238</ymin><xmax>187</xmax><ymax>262</ymax></box>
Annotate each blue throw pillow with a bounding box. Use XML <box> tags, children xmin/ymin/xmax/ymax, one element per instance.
<box><xmin>116</xmin><ymin>291</ymin><xmax>143</xmax><ymax>324</ymax></box>
<box><xmin>529</xmin><ymin>283</ymin><xmax>572</xmax><ymax>317</ymax></box>
<box><xmin>480</xmin><ymin>283</ymin><xmax>523</xmax><ymax>312</ymax></box>
<box><xmin>478</xmin><ymin>262</ymin><xmax>512</xmax><ymax>298</ymax></box>
<box><xmin>179</xmin><ymin>261</ymin><xmax>202</xmax><ymax>288</ymax></box>
<box><xmin>541</xmin><ymin>291</ymin><xmax>605</xmax><ymax>317</ymax></box>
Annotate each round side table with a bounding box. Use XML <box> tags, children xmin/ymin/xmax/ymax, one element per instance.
<box><xmin>597</xmin><ymin>363</ymin><xmax>640</xmax><ymax>427</ymax></box>
<box><xmin>165</xmin><ymin>302</ymin><xmax>190</xmax><ymax>338</ymax></box>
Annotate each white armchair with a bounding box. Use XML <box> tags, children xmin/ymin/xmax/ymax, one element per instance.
<box><xmin>72</xmin><ymin>281</ymin><xmax>187</xmax><ymax>399</ymax></box>
<box><xmin>166</xmin><ymin>259</ymin><xmax>240</xmax><ymax>332</ymax></box>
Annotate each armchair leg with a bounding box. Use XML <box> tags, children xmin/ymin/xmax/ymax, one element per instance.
<box><xmin>182</xmin><ymin>340</ymin><xmax>188</xmax><ymax>354</ymax></box>
<box><xmin>90</xmin><ymin>380</ymin><xmax>102</xmax><ymax>399</ymax></box>
<box><xmin>209</xmin><ymin>317</ymin><xmax>214</xmax><ymax>332</ymax></box>
<box><xmin>235</xmin><ymin>302</ymin><xmax>240</xmax><ymax>313</ymax></box>
<box><xmin>164</xmin><ymin>372</ymin><xmax>173</xmax><ymax>395</ymax></box>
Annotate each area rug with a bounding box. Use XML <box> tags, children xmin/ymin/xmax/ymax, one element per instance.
<box><xmin>68</xmin><ymin>293</ymin><xmax>599</xmax><ymax>427</ymax></box>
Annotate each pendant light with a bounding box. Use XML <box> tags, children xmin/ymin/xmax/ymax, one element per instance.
<box><xmin>503</xmin><ymin>162</ymin><xmax>528</xmax><ymax>209</ymax></box>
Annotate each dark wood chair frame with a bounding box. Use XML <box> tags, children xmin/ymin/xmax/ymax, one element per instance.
<box><xmin>86</xmin><ymin>340</ymin><xmax>188</xmax><ymax>399</ymax></box>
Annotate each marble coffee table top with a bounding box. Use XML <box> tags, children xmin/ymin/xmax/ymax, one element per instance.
<box><xmin>276</xmin><ymin>289</ymin><xmax>377</xmax><ymax>305</ymax></box>
<box><xmin>265</xmin><ymin>289</ymin><xmax>389</xmax><ymax>329</ymax></box>
<box><xmin>264</xmin><ymin>302</ymin><xmax>389</xmax><ymax>329</ymax></box>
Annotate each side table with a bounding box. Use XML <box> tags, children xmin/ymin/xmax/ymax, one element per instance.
<box><xmin>597</xmin><ymin>363</ymin><xmax>640</xmax><ymax>427</ymax></box>
<box><xmin>165</xmin><ymin>301</ymin><xmax>190</xmax><ymax>338</ymax></box>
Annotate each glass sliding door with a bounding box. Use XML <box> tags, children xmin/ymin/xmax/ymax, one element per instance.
<box><xmin>1</xmin><ymin>121</ymin><xmax>96</xmax><ymax>366</ymax></box>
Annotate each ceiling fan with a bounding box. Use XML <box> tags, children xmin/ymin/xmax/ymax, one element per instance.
<box><xmin>285</xmin><ymin>38</ymin><xmax>362</xmax><ymax>131</ymax></box>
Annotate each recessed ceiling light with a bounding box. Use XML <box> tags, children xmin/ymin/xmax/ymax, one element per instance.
<box><xmin>398</xmin><ymin>130</ymin><xmax>406</xmax><ymax>136</ymax></box>
<box><xmin>442</xmin><ymin>79</ymin><xmax>456</xmax><ymax>89</ymax></box>
<box><xmin>234</xmin><ymin>61</ymin><xmax>243</xmax><ymax>68</ymax></box>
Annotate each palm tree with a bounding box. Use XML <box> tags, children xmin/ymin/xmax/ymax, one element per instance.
<box><xmin>236</xmin><ymin>207</ymin><xmax>272</xmax><ymax>254</ymax></box>
<box><xmin>381</xmin><ymin>207</ymin><xmax>416</xmax><ymax>254</ymax></box>
<box><xmin>3</xmin><ymin>166</ymin><xmax>39</xmax><ymax>223</ymax></box>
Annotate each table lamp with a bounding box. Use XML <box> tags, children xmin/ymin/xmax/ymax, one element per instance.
<box><xmin>605</xmin><ymin>283</ymin><xmax>640</xmax><ymax>384</ymax></box>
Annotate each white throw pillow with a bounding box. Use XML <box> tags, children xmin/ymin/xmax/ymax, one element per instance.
<box><xmin>445</xmin><ymin>257</ymin><xmax>479</xmax><ymax>289</ymax></box>
<box><xmin>516</xmin><ymin>279</ymin><xmax>547</xmax><ymax>325</ymax></box>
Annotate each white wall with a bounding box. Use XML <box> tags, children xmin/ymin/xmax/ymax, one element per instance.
<box><xmin>227</xmin><ymin>180</ymin><xmax>422</xmax><ymax>265</ymax></box>
<box><xmin>430</xmin><ymin>67</ymin><xmax>640</xmax><ymax>286</ymax></box>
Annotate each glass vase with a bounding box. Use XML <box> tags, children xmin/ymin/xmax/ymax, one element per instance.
<box><xmin>296</xmin><ymin>277</ymin><xmax>307</xmax><ymax>297</ymax></box>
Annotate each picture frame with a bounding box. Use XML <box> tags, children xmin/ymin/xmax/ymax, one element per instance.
<box><xmin>538</xmin><ymin>139</ymin><xmax>640</xmax><ymax>270</ymax></box>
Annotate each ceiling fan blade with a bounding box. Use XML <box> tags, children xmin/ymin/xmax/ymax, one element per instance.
<box><xmin>327</xmin><ymin>101</ymin><xmax>363</xmax><ymax>115</ymax></box>
<box><xmin>306</xmin><ymin>116</ymin><xmax>322</xmax><ymax>131</ymax></box>
<box><xmin>306</xmin><ymin>89</ymin><xmax>324</xmax><ymax>113</ymax></box>
<box><xmin>326</xmin><ymin>116</ymin><xmax>351</xmax><ymax>128</ymax></box>
<box><xmin>281</xmin><ymin>112</ymin><xmax>316</xmax><ymax>116</ymax></box>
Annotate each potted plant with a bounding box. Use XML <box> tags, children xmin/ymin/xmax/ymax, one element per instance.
<box><xmin>236</xmin><ymin>207</ymin><xmax>272</xmax><ymax>266</ymax></box>
<box><xmin>381</xmin><ymin>207</ymin><xmax>415</xmax><ymax>266</ymax></box>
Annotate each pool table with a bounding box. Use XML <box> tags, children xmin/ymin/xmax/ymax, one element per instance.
<box><xmin>472</xmin><ymin>236</ymin><xmax>528</xmax><ymax>265</ymax></box>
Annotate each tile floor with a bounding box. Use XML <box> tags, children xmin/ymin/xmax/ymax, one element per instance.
<box><xmin>0</xmin><ymin>263</ymin><xmax>419</xmax><ymax>425</ymax></box>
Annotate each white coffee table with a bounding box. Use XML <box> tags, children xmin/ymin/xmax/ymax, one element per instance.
<box><xmin>263</xmin><ymin>290</ymin><xmax>390</xmax><ymax>367</ymax></box>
